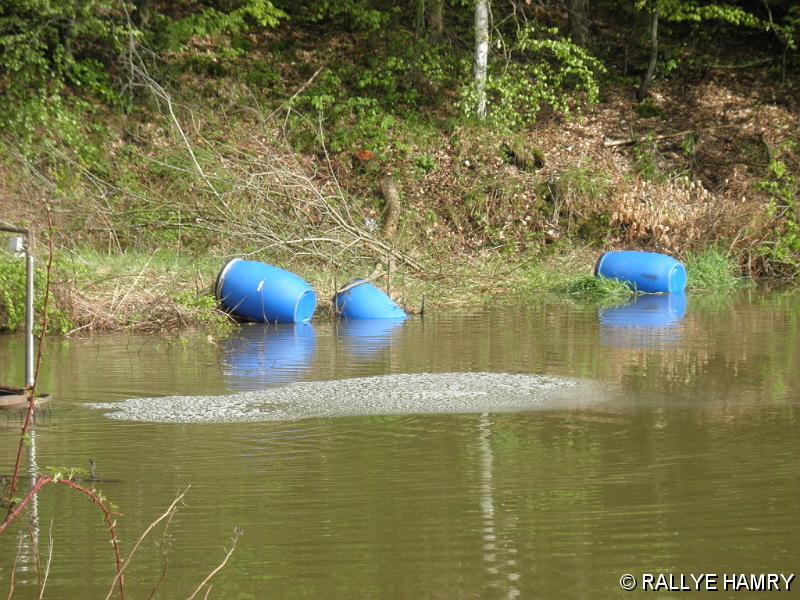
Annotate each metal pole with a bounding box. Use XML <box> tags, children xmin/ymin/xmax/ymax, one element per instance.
<box><xmin>25</xmin><ymin>230</ymin><xmax>34</xmax><ymax>389</ymax></box>
<box><xmin>0</xmin><ymin>225</ymin><xmax>35</xmax><ymax>389</ymax></box>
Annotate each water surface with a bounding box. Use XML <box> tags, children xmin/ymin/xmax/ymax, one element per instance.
<box><xmin>1</xmin><ymin>292</ymin><xmax>799</xmax><ymax>598</ymax></box>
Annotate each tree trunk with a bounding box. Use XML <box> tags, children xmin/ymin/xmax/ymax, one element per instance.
<box><xmin>637</xmin><ymin>5</ymin><xmax>659</xmax><ymax>100</ymax></box>
<box><xmin>415</xmin><ymin>0</ymin><xmax>425</xmax><ymax>40</ymax></box>
<box><xmin>568</xmin><ymin>0</ymin><xmax>590</xmax><ymax>47</ymax></box>
<box><xmin>429</xmin><ymin>0</ymin><xmax>444</xmax><ymax>40</ymax></box>
<box><xmin>134</xmin><ymin>0</ymin><xmax>152</xmax><ymax>28</ymax></box>
<box><xmin>474</xmin><ymin>0</ymin><xmax>489</xmax><ymax>119</ymax></box>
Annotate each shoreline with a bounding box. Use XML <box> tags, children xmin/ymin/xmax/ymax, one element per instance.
<box><xmin>0</xmin><ymin>245</ymin><xmax>762</xmax><ymax>335</ymax></box>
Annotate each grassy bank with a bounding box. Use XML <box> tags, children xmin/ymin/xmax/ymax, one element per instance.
<box><xmin>0</xmin><ymin>243</ymin><xmax>748</xmax><ymax>334</ymax></box>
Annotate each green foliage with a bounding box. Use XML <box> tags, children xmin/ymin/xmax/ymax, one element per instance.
<box><xmin>0</xmin><ymin>0</ymin><xmax>126</xmax><ymax>160</ymax></box>
<box><xmin>757</xmin><ymin>159</ymin><xmax>800</xmax><ymax>277</ymax></box>
<box><xmin>45</xmin><ymin>465</ymin><xmax>89</xmax><ymax>481</ymax></box>
<box><xmin>563</xmin><ymin>275</ymin><xmax>636</xmax><ymax>300</ymax></box>
<box><xmin>459</xmin><ymin>25</ymin><xmax>604</xmax><ymax>130</ymax></box>
<box><xmin>685</xmin><ymin>248</ymin><xmax>746</xmax><ymax>290</ymax></box>
<box><xmin>553</xmin><ymin>164</ymin><xmax>609</xmax><ymax>203</ymax></box>
<box><xmin>301</xmin><ymin>0</ymin><xmax>390</xmax><ymax>31</ymax></box>
<box><xmin>173</xmin><ymin>290</ymin><xmax>228</xmax><ymax>325</ymax></box>
<box><xmin>632</xmin><ymin>134</ymin><xmax>666</xmax><ymax>182</ymax></box>
<box><xmin>414</xmin><ymin>153</ymin><xmax>437</xmax><ymax>174</ymax></box>
<box><xmin>0</xmin><ymin>257</ymin><xmax>72</xmax><ymax>334</ymax></box>
<box><xmin>148</xmin><ymin>0</ymin><xmax>286</xmax><ymax>52</ymax></box>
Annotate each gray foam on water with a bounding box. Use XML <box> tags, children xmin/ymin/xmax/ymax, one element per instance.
<box><xmin>86</xmin><ymin>372</ymin><xmax>589</xmax><ymax>423</ymax></box>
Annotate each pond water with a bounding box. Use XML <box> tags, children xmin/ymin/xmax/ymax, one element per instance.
<box><xmin>1</xmin><ymin>291</ymin><xmax>799</xmax><ymax>598</ymax></box>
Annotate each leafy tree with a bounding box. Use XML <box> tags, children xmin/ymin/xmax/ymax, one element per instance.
<box><xmin>633</xmin><ymin>0</ymin><xmax>798</xmax><ymax>97</ymax></box>
<box><xmin>0</xmin><ymin>0</ymin><xmax>128</xmax><ymax>147</ymax></box>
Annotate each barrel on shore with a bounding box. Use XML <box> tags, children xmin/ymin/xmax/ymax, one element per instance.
<box><xmin>215</xmin><ymin>259</ymin><xmax>317</xmax><ymax>324</ymax></box>
<box><xmin>595</xmin><ymin>251</ymin><xmax>687</xmax><ymax>294</ymax></box>
<box><xmin>333</xmin><ymin>280</ymin><xmax>407</xmax><ymax>320</ymax></box>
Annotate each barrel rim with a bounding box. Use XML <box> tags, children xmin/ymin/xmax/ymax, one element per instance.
<box><xmin>594</xmin><ymin>252</ymin><xmax>609</xmax><ymax>278</ymax></box>
<box><xmin>293</xmin><ymin>289</ymin><xmax>318</xmax><ymax>324</ymax></box>
<box><xmin>668</xmin><ymin>262</ymin><xmax>688</xmax><ymax>293</ymax></box>
<box><xmin>214</xmin><ymin>258</ymin><xmax>241</xmax><ymax>301</ymax></box>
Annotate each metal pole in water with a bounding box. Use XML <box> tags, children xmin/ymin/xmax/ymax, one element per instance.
<box><xmin>25</xmin><ymin>230</ymin><xmax>34</xmax><ymax>389</ymax></box>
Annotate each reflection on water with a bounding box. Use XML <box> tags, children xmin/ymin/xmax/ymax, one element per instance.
<box><xmin>599</xmin><ymin>293</ymin><xmax>687</xmax><ymax>349</ymax></box>
<box><xmin>336</xmin><ymin>317</ymin><xmax>407</xmax><ymax>357</ymax></box>
<box><xmin>223</xmin><ymin>323</ymin><xmax>317</xmax><ymax>388</ymax></box>
<box><xmin>1</xmin><ymin>291</ymin><xmax>799</xmax><ymax>598</ymax></box>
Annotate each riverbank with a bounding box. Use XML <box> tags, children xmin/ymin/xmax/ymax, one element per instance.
<box><xmin>1</xmin><ymin>0</ymin><xmax>796</xmax><ymax>334</ymax></box>
<box><xmin>0</xmin><ymin>243</ymin><xmax>748</xmax><ymax>334</ymax></box>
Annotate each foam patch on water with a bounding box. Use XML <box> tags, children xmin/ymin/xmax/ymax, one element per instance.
<box><xmin>87</xmin><ymin>372</ymin><xmax>589</xmax><ymax>423</ymax></box>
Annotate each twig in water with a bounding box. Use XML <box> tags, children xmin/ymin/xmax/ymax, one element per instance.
<box><xmin>37</xmin><ymin>521</ymin><xmax>54</xmax><ymax>600</ymax></box>
<box><xmin>104</xmin><ymin>487</ymin><xmax>190</xmax><ymax>600</ymax></box>
<box><xmin>186</xmin><ymin>528</ymin><xmax>243</xmax><ymax>600</ymax></box>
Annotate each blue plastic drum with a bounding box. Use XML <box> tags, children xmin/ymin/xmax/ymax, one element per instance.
<box><xmin>334</xmin><ymin>280</ymin><xmax>407</xmax><ymax>320</ymax></box>
<box><xmin>215</xmin><ymin>259</ymin><xmax>317</xmax><ymax>324</ymax></box>
<box><xmin>595</xmin><ymin>251</ymin><xmax>687</xmax><ymax>294</ymax></box>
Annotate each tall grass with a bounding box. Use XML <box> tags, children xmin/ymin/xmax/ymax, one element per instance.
<box><xmin>685</xmin><ymin>248</ymin><xmax>748</xmax><ymax>291</ymax></box>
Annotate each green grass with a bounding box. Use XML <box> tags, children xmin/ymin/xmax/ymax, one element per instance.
<box><xmin>685</xmin><ymin>248</ymin><xmax>748</xmax><ymax>291</ymax></box>
<box><xmin>512</xmin><ymin>248</ymin><xmax>636</xmax><ymax>303</ymax></box>
<box><xmin>562</xmin><ymin>274</ymin><xmax>635</xmax><ymax>301</ymax></box>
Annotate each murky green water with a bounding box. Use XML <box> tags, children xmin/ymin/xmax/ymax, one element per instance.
<box><xmin>1</xmin><ymin>292</ymin><xmax>799</xmax><ymax>598</ymax></box>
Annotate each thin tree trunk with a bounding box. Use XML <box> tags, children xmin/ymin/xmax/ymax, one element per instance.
<box><xmin>474</xmin><ymin>0</ymin><xmax>489</xmax><ymax>119</ymax></box>
<box><xmin>134</xmin><ymin>0</ymin><xmax>152</xmax><ymax>27</ymax></box>
<box><xmin>568</xmin><ymin>0</ymin><xmax>589</xmax><ymax>46</ymax></box>
<box><xmin>415</xmin><ymin>0</ymin><xmax>425</xmax><ymax>40</ymax></box>
<box><xmin>429</xmin><ymin>0</ymin><xmax>444</xmax><ymax>40</ymax></box>
<box><xmin>637</xmin><ymin>5</ymin><xmax>659</xmax><ymax>100</ymax></box>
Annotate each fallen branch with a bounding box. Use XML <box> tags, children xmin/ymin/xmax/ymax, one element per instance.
<box><xmin>603</xmin><ymin>130</ymin><xmax>695</xmax><ymax>147</ymax></box>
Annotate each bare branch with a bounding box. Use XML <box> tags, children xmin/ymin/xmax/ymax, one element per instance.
<box><xmin>186</xmin><ymin>528</ymin><xmax>243</xmax><ymax>600</ymax></box>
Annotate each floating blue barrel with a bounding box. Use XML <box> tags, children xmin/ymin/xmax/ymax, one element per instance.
<box><xmin>595</xmin><ymin>251</ymin><xmax>687</xmax><ymax>294</ymax></box>
<box><xmin>338</xmin><ymin>318</ymin><xmax>406</xmax><ymax>357</ymax></box>
<box><xmin>333</xmin><ymin>280</ymin><xmax>407</xmax><ymax>320</ymax></box>
<box><xmin>223</xmin><ymin>323</ymin><xmax>316</xmax><ymax>389</ymax></box>
<box><xmin>215</xmin><ymin>259</ymin><xmax>317</xmax><ymax>324</ymax></box>
<box><xmin>599</xmin><ymin>293</ymin><xmax>687</xmax><ymax>349</ymax></box>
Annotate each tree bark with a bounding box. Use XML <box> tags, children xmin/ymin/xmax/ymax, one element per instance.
<box><xmin>568</xmin><ymin>0</ymin><xmax>590</xmax><ymax>47</ymax></box>
<box><xmin>429</xmin><ymin>0</ymin><xmax>444</xmax><ymax>40</ymax></box>
<box><xmin>474</xmin><ymin>0</ymin><xmax>489</xmax><ymax>119</ymax></box>
<box><xmin>134</xmin><ymin>0</ymin><xmax>152</xmax><ymax>28</ymax></box>
<box><xmin>637</xmin><ymin>5</ymin><xmax>659</xmax><ymax>100</ymax></box>
<box><xmin>379</xmin><ymin>175</ymin><xmax>401</xmax><ymax>241</ymax></box>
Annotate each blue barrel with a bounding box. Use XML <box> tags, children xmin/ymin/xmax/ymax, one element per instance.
<box><xmin>223</xmin><ymin>323</ymin><xmax>316</xmax><ymax>389</ymax></box>
<box><xmin>333</xmin><ymin>280</ymin><xmax>407</xmax><ymax>320</ymax></box>
<box><xmin>595</xmin><ymin>251</ymin><xmax>686</xmax><ymax>293</ymax></box>
<box><xmin>215</xmin><ymin>259</ymin><xmax>317</xmax><ymax>324</ymax></box>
